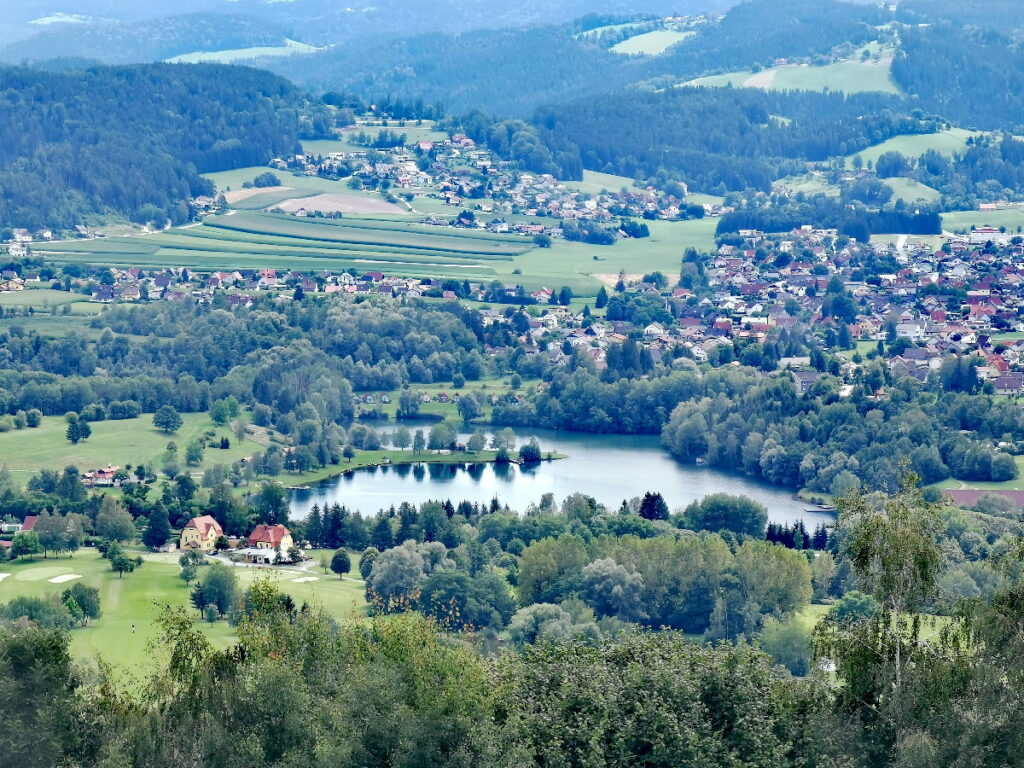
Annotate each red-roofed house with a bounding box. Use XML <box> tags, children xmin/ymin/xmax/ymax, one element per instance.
<box><xmin>248</xmin><ymin>524</ymin><xmax>294</xmax><ymax>552</ymax></box>
<box><xmin>21</xmin><ymin>515</ymin><xmax>38</xmax><ymax>532</ymax></box>
<box><xmin>180</xmin><ymin>515</ymin><xmax>223</xmax><ymax>552</ymax></box>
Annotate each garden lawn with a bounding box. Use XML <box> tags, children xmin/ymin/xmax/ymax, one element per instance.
<box><xmin>0</xmin><ymin>413</ymin><xmax>260</xmax><ymax>483</ymax></box>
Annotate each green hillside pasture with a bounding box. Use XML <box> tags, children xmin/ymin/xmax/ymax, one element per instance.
<box><xmin>517</xmin><ymin>218</ymin><xmax>716</xmax><ymax>292</ymax></box>
<box><xmin>847</xmin><ymin>128</ymin><xmax>983</xmax><ymax>167</ymax></box>
<box><xmin>883</xmin><ymin>177</ymin><xmax>941</xmax><ymax>204</ymax></box>
<box><xmin>942</xmin><ymin>208</ymin><xmax>1024</xmax><ymax>234</ymax></box>
<box><xmin>610</xmin><ymin>29</ymin><xmax>694</xmax><ymax>55</ymax></box>
<box><xmin>166</xmin><ymin>38</ymin><xmax>320</xmax><ymax>64</ymax></box>
<box><xmin>564</xmin><ymin>170</ymin><xmax>638</xmax><ymax>195</ymax></box>
<box><xmin>687</xmin><ymin>57</ymin><xmax>898</xmax><ymax>94</ymax></box>
<box><xmin>0</xmin><ymin>413</ymin><xmax>259</xmax><ymax>481</ymax></box>
<box><xmin>777</xmin><ymin>173</ymin><xmax>840</xmax><ymax>197</ymax></box>
<box><xmin>576</xmin><ymin>21</ymin><xmax>645</xmax><ymax>39</ymax></box>
<box><xmin>0</xmin><ymin>549</ymin><xmax>367</xmax><ymax>672</ymax></box>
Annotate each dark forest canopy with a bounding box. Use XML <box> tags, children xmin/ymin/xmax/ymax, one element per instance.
<box><xmin>0</xmin><ymin>63</ymin><xmax>326</xmax><ymax>230</ymax></box>
<box><xmin>270</xmin><ymin>0</ymin><xmax>886</xmax><ymax>117</ymax></box>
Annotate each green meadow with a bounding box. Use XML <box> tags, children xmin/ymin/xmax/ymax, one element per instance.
<box><xmin>687</xmin><ymin>56</ymin><xmax>898</xmax><ymax>95</ymax></box>
<box><xmin>882</xmin><ymin>177</ymin><xmax>942</xmax><ymax>204</ymax></box>
<box><xmin>942</xmin><ymin>208</ymin><xmax>1024</xmax><ymax>233</ymax></box>
<box><xmin>0</xmin><ymin>548</ymin><xmax>367</xmax><ymax>672</ymax></box>
<box><xmin>165</xmin><ymin>38</ymin><xmax>320</xmax><ymax>64</ymax></box>
<box><xmin>0</xmin><ymin>414</ymin><xmax>260</xmax><ymax>484</ymax></box>
<box><xmin>847</xmin><ymin>128</ymin><xmax>983</xmax><ymax>167</ymax></box>
<box><xmin>610</xmin><ymin>29</ymin><xmax>694</xmax><ymax>55</ymax></box>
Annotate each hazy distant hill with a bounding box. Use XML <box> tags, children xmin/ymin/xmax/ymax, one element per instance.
<box><xmin>1</xmin><ymin>0</ymin><xmax>740</xmax><ymax>64</ymax></box>
<box><xmin>0</xmin><ymin>14</ymin><xmax>287</xmax><ymax>66</ymax></box>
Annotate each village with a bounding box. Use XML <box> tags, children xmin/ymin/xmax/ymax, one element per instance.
<box><xmin>275</xmin><ymin>129</ymin><xmax>724</xmax><ymax>227</ymax></box>
<box><xmin>4</xmin><ymin>218</ymin><xmax>1024</xmax><ymax>396</ymax></box>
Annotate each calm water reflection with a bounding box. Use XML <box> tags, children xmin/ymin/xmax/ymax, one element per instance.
<box><xmin>289</xmin><ymin>427</ymin><xmax>832</xmax><ymax>528</ymax></box>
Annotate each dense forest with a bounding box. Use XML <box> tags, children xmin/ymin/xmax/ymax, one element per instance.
<box><xmin>0</xmin><ymin>63</ymin><xmax>325</xmax><ymax>230</ymax></box>
<box><xmin>527</xmin><ymin>88</ymin><xmax>932</xmax><ymax>191</ymax></box>
<box><xmin>891</xmin><ymin>24</ymin><xmax>1024</xmax><ymax>132</ymax></box>
<box><xmin>0</xmin><ymin>293</ymin><xmax>1015</xmax><ymax>495</ymax></box>
<box><xmin>7</xmin><ymin>474</ymin><xmax>1024</xmax><ymax>766</ymax></box>
<box><xmin>271</xmin><ymin>0</ymin><xmax>886</xmax><ymax>116</ymax></box>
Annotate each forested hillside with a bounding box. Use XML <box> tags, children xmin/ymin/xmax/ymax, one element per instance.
<box><xmin>892</xmin><ymin>24</ymin><xmax>1024</xmax><ymax>131</ymax></box>
<box><xmin>0</xmin><ymin>13</ymin><xmax>286</xmax><ymax>65</ymax></box>
<box><xmin>270</xmin><ymin>0</ymin><xmax>887</xmax><ymax>116</ymax></box>
<box><xmin>0</xmin><ymin>64</ymin><xmax>324</xmax><ymax>230</ymax></box>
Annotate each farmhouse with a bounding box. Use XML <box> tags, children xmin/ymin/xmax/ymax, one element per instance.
<box><xmin>82</xmin><ymin>466</ymin><xmax>122</xmax><ymax>488</ymax></box>
<box><xmin>180</xmin><ymin>515</ymin><xmax>223</xmax><ymax>552</ymax></box>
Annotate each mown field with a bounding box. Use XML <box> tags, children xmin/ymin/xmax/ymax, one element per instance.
<box><xmin>610</xmin><ymin>29</ymin><xmax>694</xmax><ymax>55</ymax></box>
<box><xmin>846</xmin><ymin>128</ymin><xmax>983</xmax><ymax>166</ymax></box>
<box><xmin>882</xmin><ymin>177</ymin><xmax>942</xmax><ymax>204</ymax></box>
<box><xmin>942</xmin><ymin>208</ymin><xmax>1024</xmax><ymax>234</ymax></box>
<box><xmin>0</xmin><ymin>413</ymin><xmax>259</xmax><ymax>484</ymax></box>
<box><xmin>0</xmin><ymin>549</ymin><xmax>366</xmax><ymax>672</ymax></box>
<box><xmin>687</xmin><ymin>56</ymin><xmax>898</xmax><ymax>95</ymax></box>
<box><xmin>166</xmin><ymin>38</ymin><xmax>320</xmax><ymax>64</ymax></box>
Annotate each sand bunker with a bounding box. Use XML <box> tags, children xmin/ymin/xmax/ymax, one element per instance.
<box><xmin>0</xmin><ymin>573</ymin><xmax>10</xmax><ymax>582</ymax></box>
<box><xmin>274</xmin><ymin>193</ymin><xmax>404</xmax><ymax>214</ymax></box>
<box><xmin>48</xmin><ymin>573</ymin><xmax>82</xmax><ymax>584</ymax></box>
<box><xmin>291</xmin><ymin>576</ymin><xmax>319</xmax><ymax>583</ymax></box>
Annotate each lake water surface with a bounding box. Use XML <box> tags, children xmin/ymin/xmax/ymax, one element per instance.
<box><xmin>289</xmin><ymin>427</ymin><xmax>832</xmax><ymax>528</ymax></box>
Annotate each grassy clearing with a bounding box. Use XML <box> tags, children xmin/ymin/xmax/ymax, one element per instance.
<box><xmin>166</xmin><ymin>38</ymin><xmax>320</xmax><ymax>64</ymax></box>
<box><xmin>687</xmin><ymin>57</ymin><xmax>898</xmax><ymax>95</ymax></box>
<box><xmin>847</xmin><ymin>128</ymin><xmax>983</xmax><ymax>167</ymax></box>
<box><xmin>519</xmin><ymin>217</ymin><xmax>716</xmax><ymax>289</ymax></box>
<box><xmin>0</xmin><ymin>414</ymin><xmax>261</xmax><ymax>483</ymax></box>
<box><xmin>931</xmin><ymin>454</ymin><xmax>1024</xmax><ymax>492</ymax></box>
<box><xmin>0</xmin><ymin>287</ymin><xmax>82</xmax><ymax>308</ymax></box>
<box><xmin>0</xmin><ymin>548</ymin><xmax>367</xmax><ymax>672</ymax></box>
<box><xmin>610</xmin><ymin>29</ymin><xmax>694</xmax><ymax>55</ymax></box>
<box><xmin>777</xmin><ymin>173</ymin><xmax>840</xmax><ymax>197</ymax></box>
<box><xmin>576</xmin><ymin>21</ymin><xmax>645</xmax><ymax>39</ymax></box>
<box><xmin>942</xmin><ymin>208</ymin><xmax>1024</xmax><ymax>234</ymax></box>
<box><xmin>564</xmin><ymin>170</ymin><xmax>638</xmax><ymax>196</ymax></box>
<box><xmin>883</xmin><ymin>177</ymin><xmax>941</xmax><ymax>204</ymax></box>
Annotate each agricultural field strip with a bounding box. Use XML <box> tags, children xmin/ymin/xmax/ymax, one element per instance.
<box><xmin>150</xmin><ymin>230</ymin><xmax>511</xmax><ymax>265</ymax></box>
<box><xmin>179</xmin><ymin>224</ymin><xmax>521</xmax><ymax>260</ymax></box>
<box><xmin>33</xmin><ymin>245</ymin><xmax>504</xmax><ymax>278</ymax></box>
<box><xmin>214</xmin><ymin>212</ymin><xmax>530</xmax><ymax>246</ymax></box>
<box><xmin>272</xmin><ymin>213</ymin><xmax>528</xmax><ymax>243</ymax></box>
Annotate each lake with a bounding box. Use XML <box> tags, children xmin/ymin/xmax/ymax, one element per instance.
<box><xmin>289</xmin><ymin>427</ymin><xmax>833</xmax><ymax>528</ymax></box>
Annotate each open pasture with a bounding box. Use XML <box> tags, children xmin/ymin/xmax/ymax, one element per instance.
<box><xmin>686</xmin><ymin>56</ymin><xmax>898</xmax><ymax>95</ymax></box>
<box><xmin>610</xmin><ymin>29</ymin><xmax>694</xmax><ymax>55</ymax></box>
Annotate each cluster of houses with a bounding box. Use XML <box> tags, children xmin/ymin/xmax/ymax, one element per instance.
<box><xmin>276</xmin><ymin>128</ymin><xmax>728</xmax><ymax>225</ymax></box>
<box><xmin>498</xmin><ymin>225</ymin><xmax>1024</xmax><ymax>392</ymax></box>
<box><xmin>179</xmin><ymin>515</ymin><xmax>297</xmax><ymax>565</ymax></box>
